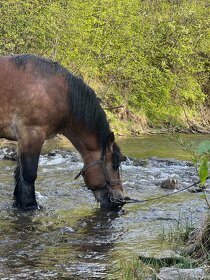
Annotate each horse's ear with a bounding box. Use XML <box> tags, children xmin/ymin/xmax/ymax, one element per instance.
<box><xmin>107</xmin><ymin>132</ymin><xmax>115</xmax><ymax>146</ymax></box>
<box><xmin>121</xmin><ymin>155</ymin><xmax>127</xmax><ymax>162</ymax></box>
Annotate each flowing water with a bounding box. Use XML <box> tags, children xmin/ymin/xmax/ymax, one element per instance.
<box><xmin>0</xmin><ymin>134</ymin><xmax>209</xmax><ymax>279</ymax></box>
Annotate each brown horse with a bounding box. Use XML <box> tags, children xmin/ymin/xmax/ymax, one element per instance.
<box><xmin>0</xmin><ymin>54</ymin><xmax>126</xmax><ymax>211</ymax></box>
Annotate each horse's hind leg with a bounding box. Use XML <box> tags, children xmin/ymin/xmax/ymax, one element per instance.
<box><xmin>13</xmin><ymin>130</ymin><xmax>45</xmax><ymax>210</ymax></box>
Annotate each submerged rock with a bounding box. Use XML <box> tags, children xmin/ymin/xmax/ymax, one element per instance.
<box><xmin>149</xmin><ymin>157</ymin><xmax>193</xmax><ymax>167</ymax></box>
<box><xmin>139</xmin><ymin>255</ymin><xmax>186</xmax><ymax>267</ymax></box>
<box><xmin>156</xmin><ymin>267</ymin><xmax>208</xmax><ymax>280</ymax></box>
<box><xmin>60</xmin><ymin>226</ymin><xmax>75</xmax><ymax>234</ymax></box>
<box><xmin>139</xmin><ymin>252</ymin><xmax>195</xmax><ymax>268</ymax></box>
<box><xmin>1</xmin><ymin>147</ymin><xmax>17</xmax><ymax>161</ymax></box>
<box><xmin>160</xmin><ymin>178</ymin><xmax>178</xmax><ymax>190</ymax></box>
<box><xmin>188</xmin><ymin>184</ymin><xmax>208</xmax><ymax>193</ymax></box>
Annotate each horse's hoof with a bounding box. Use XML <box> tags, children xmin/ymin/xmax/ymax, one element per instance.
<box><xmin>24</xmin><ymin>205</ymin><xmax>39</xmax><ymax>211</ymax></box>
<box><xmin>12</xmin><ymin>202</ymin><xmax>41</xmax><ymax>211</ymax></box>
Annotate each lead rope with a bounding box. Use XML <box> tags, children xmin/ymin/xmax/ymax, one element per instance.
<box><xmin>112</xmin><ymin>176</ymin><xmax>210</xmax><ymax>205</ymax></box>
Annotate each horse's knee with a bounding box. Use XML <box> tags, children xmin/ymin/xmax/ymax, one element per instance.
<box><xmin>21</xmin><ymin>154</ymin><xmax>39</xmax><ymax>183</ymax></box>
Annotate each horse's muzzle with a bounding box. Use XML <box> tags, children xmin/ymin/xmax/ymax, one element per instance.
<box><xmin>99</xmin><ymin>195</ymin><xmax>126</xmax><ymax>210</ymax></box>
<box><xmin>100</xmin><ymin>196</ymin><xmax>142</xmax><ymax>210</ymax></box>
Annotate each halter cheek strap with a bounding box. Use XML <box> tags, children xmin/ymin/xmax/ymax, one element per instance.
<box><xmin>74</xmin><ymin>157</ymin><xmax>121</xmax><ymax>191</ymax></box>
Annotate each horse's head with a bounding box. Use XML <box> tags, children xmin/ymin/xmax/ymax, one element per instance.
<box><xmin>76</xmin><ymin>132</ymin><xmax>126</xmax><ymax>210</ymax></box>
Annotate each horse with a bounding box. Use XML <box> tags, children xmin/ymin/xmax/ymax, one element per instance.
<box><xmin>0</xmin><ymin>54</ymin><xmax>127</xmax><ymax>211</ymax></box>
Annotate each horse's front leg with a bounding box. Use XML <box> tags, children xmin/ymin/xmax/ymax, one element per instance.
<box><xmin>13</xmin><ymin>130</ymin><xmax>45</xmax><ymax>210</ymax></box>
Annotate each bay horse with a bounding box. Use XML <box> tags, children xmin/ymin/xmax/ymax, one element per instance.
<box><xmin>0</xmin><ymin>54</ymin><xmax>126</xmax><ymax>211</ymax></box>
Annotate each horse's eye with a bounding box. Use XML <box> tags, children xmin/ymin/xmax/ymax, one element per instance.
<box><xmin>121</xmin><ymin>155</ymin><xmax>127</xmax><ymax>162</ymax></box>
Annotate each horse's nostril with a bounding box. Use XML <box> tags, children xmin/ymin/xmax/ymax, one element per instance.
<box><xmin>99</xmin><ymin>196</ymin><xmax>125</xmax><ymax>211</ymax></box>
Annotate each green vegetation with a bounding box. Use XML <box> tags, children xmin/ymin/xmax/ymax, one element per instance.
<box><xmin>161</xmin><ymin>214</ymin><xmax>194</xmax><ymax>245</ymax></box>
<box><xmin>110</xmin><ymin>256</ymin><xmax>159</xmax><ymax>280</ymax></box>
<box><xmin>0</xmin><ymin>0</ymin><xmax>209</xmax><ymax>132</ymax></box>
<box><xmin>196</xmin><ymin>140</ymin><xmax>210</xmax><ymax>207</ymax></box>
<box><xmin>197</xmin><ymin>141</ymin><xmax>210</xmax><ymax>184</ymax></box>
<box><xmin>112</xmin><ymin>253</ymin><xmax>198</xmax><ymax>279</ymax></box>
<box><xmin>114</xmin><ymin>214</ymin><xmax>208</xmax><ymax>279</ymax></box>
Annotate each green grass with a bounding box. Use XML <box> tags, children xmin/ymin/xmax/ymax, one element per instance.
<box><xmin>110</xmin><ymin>215</ymin><xmax>203</xmax><ymax>280</ymax></box>
<box><xmin>160</xmin><ymin>214</ymin><xmax>194</xmax><ymax>245</ymax></box>
<box><xmin>109</xmin><ymin>256</ymin><xmax>159</xmax><ymax>280</ymax></box>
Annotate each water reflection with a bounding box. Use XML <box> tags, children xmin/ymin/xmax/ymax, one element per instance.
<box><xmin>75</xmin><ymin>209</ymin><xmax>121</xmax><ymax>254</ymax></box>
<box><xmin>0</xmin><ymin>208</ymin><xmax>122</xmax><ymax>279</ymax></box>
<box><xmin>71</xmin><ymin>209</ymin><xmax>122</xmax><ymax>279</ymax></box>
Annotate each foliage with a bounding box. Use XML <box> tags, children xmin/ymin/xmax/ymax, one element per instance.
<box><xmin>197</xmin><ymin>141</ymin><xmax>210</xmax><ymax>184</ymax></box>
<box><xmin>196</xmin><ymin>140</ymin><xmax>210</xmax><ymax>208</ymax></box>
<box><xmin>0</xmin><ymin>0</ymin><xmax>209</xmax><ymax>128</ymax></box>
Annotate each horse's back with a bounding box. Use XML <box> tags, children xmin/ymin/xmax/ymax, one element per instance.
<box><xmin>0</xmin><ymin>55</ymin><xmax>68</xmax><ymax>141</ymax></box>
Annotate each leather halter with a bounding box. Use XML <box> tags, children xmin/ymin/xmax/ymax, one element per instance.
<box><xmin>74</xmin><ymin>157</ymin><xmax>122</xmax><ymax>191</ymax></box>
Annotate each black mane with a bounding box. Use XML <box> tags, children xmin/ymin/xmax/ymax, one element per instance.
<box><xmin>112</xmin><ymin>143</ymin><xmax>124</xmax><ymax>170</ymax></box>
<box><xmin>12</xmin><ymin>54</ymin><xmax>113</xmax><ymax>153</ymax></box>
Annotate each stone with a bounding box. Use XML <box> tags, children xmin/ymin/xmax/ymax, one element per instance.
<box><xmin>156</xmin><ymin>267</ymin><xmax>208</xmax><ymax>280</ymax></box>
<box><xmin>160</xmin><ymin>178</ymin><xmax>178</xmax><ymax>189</ymax></box>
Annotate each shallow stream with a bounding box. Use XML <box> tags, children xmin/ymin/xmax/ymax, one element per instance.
<box><xmin>0</xmin><ymin>134</ymin><xmax>209</xmax><ymax>279</ymax></box>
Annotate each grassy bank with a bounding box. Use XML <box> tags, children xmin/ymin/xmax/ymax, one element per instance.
<box><xmin>107</xmin><ymin>109</ymin><xmax>210</xmax><ymax>136</ymax></box>
<box><xmin>112</xmin><ymin>214</ymin><xmax>210</xmax><ymax>279</ymax></box>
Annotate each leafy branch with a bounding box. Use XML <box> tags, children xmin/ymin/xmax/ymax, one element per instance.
<box><xmin>197</xmin><ymin>140</ymin><xmax>210</xmax><ymax>208</ymax></box>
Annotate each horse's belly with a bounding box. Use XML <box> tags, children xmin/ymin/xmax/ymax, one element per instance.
<box><xmin>0</xmin><ymin>109</ymin><xmax>17</xmax><ymax>140</ymax></box>
<box><xmin>0</xmin><ymin>125</ymin><xmax>16</xmax><ymax>140</ymax></box>
<box><xmin>0</xmin><ymin>115</ymin><xmax>16</xmax><ymax>140</ymax></box>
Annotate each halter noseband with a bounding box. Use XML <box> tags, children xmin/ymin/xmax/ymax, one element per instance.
<box><xmin>74</xmin><ymin>157</ymin><xmax>122</xmax><ymax>191</ymax></box>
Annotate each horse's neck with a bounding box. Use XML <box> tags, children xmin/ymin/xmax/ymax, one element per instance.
<box><xmin>65</xmin><ymin>129</ymin><xmax>101</xmax><ymax>164</ymax></box>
